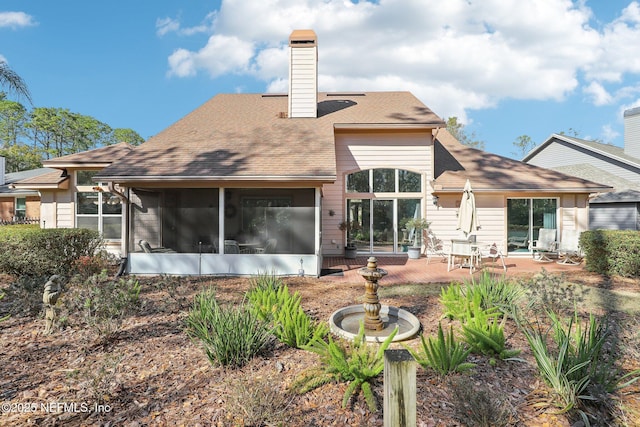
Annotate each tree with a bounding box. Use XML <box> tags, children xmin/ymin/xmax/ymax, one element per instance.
<box><xmin>0</xmin><ymin>143</ymin><xmax>42</xmax><ymax>172</ymax></box>
<box><xmin>0</xmin><ymin>94</ymin><xmax>28</xmax><ymax>147</ymax></box>
<box><xmin>446</xmin><ymin>117</ymin><xmax>485</xmax><ymax>150</ymax></box>
<box><xmin>111</xmin><ymin>128</ymin><xmax>144</xmax><ymax>146</ymax></box>
<box><xmin>0</xmin><ymin>61</ymin><xmax>32</xmax><ymax>103</ymax></box>
<box><xmin>26</xmin><ymin>107</ymin><xmax>114</xmax><ymax>158</ymax></box>
<box><xmin>511</xmin><ymin>135</ymin><xmax>536</xmax><ymax>159</ymax></box>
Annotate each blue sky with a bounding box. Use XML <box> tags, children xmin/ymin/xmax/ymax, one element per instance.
<box><xmin>2</xmin><ymin>0</ymin><xmax>640</xmax><ymax>159</ymax></box>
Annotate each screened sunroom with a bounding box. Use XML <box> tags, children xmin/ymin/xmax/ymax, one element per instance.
<box><xmin>126</xmin><ymin>187</ymin><xmax>320</xmax><ymax>276</ymax></box>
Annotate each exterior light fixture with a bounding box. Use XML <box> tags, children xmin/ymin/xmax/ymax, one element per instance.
<box><xmin>432</xmin><ymin>195</ymin><xmax>439</xmax><ymax>206</ymax></box>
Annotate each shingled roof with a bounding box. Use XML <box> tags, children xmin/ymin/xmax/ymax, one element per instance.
<box><xmin>433</xmin><ymin>129</ymin><xmax>612</xmax><ymax>193</ymax></box>
<box><xmin>96</xmin><ymin>91</ymin><xmax>445</xmax><ymax>184</ymax></box>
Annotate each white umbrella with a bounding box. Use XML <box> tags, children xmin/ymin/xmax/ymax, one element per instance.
<box><xmin>457</xmin><ymin>179</ymin><xmax>478</xmax><ymax>237</ymax></box>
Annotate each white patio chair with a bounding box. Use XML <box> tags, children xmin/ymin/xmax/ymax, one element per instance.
<box><xmin>255</xmin><ymin>238</ymin><xmax>277</xmax><ymax>254</ymax></box>
<box><xmin>478</xmin><ymin>243</ymin><xmax>507</xmax><ymax>271</ymax></box>
<box><xmin>556</xmin><ymin>229</ymin><xmax>583</xmax><ymax>265</ymax></box>
<box><xmin>530</xmin><ymin>228</ymin><xmax>557</xmax><ymax>262</ymax></box>
<box><xmin>423</xmin><ymin>230</ymin><xmax>448</xmax><ymax>264</ymax></box>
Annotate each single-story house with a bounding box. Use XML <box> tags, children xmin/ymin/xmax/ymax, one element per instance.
<box><xmin>523</xmin><ymin>107</ymin><xmax>640</xmax><ymax>230</ymax></box>
<box><xmin>0</xmin><ymin>157</ymin><xmax>52</xmax><ymax>223</ymax></box>
<box><xmin>14</xmin><ymin>30</ymin><xmax>611</xmax><ymax>276</ymax></box>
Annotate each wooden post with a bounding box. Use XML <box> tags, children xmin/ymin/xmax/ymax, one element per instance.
<box><xmin>384</xmin><ymin>349</ymin><xmax>416</xmax><ymax>427</ymax></box>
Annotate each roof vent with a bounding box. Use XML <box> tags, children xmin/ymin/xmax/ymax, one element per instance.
<box><xmin>288</xmin><ymin>29</ymin><xmax>318</xmax><ymax>119</ymax></box>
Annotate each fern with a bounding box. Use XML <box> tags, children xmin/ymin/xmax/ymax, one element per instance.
<box><xmin>405</xmin><ymin>322</ymin><xmax>475</xmax><ymax>376</ymax></box>
<box><xmin>293</xmin><ymin>322</ymin><xmax>398</xmax><ymax>412</ymax></box>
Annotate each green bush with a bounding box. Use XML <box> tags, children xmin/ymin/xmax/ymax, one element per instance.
<box><xmin>61</xmin><ymin>271</ymin><xmax>142</xmax><ymax>339</ymax></box>
<box><xmin>581</xmin><ymin>230</ymin><xmax>640</xmax><ymax>277</ymax></box>
<box><xmin>247</xmin><ymin>274</ymin><xmax>328</xmax><ymax>348</ymax></box>
<box><xmin>293</xmin><ymin>322</ymin><xmax>398</xmax><ymax>412</ymax></box>
<box><xmin>440</xmin><ymin>273</ymin><xmax>524</xmax><ymax>320</ymax></box>
<box><xmin>186</xmin><ymin>288</ymin><xmax>272</xmax><ymax>368</ymax></box>
<box><xmin>460</xmin><ymin>304</ymin><xmax>520</xmax><ymax>361</ymax></box>
<box><xmin>405</xmin><ymin>322</ymin><xmax>475</xmax><ymax>376</ymax></box>
<box><xmin>519</xmin><ymin>310</ymin><xmax>640</xmax><ymax>420</ymax></box>
<box><xmin>0</xmin><ymin>227</ymin><xmax>102</xmax><ymax>279</ymax></box>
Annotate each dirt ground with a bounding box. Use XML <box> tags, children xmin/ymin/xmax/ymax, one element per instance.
<box><xmin>1</xmin><ymin>269</ymin><xmax>639</xmax><ymax>426</ymax></box>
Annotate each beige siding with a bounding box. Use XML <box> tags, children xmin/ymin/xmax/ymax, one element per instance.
<box><xmin>322</xmin><ymin>131</ymin><xmax>433</xmax><ymax>255</ymax></box>
<box><xmin>288</xmin><ymin>47</ymin><xmax>317</xmax><ymax>118</ymax></box>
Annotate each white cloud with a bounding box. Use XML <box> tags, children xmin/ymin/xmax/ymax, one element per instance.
<box><xmin>167</xmin><ymin>34</ymin><xmax>254</xmax><ymax>78</ymax></box>
<box><xmin>583</xmin><ymin>81</ymin><xmax>613</xmax><ymax>106</ymax></box>
<box><xmin>156</xmin><ymin>12</ymin><xmax>216</xmax><ymax>37</ymax></box>
<box><xmin>156</xmin><ymin>17</ymin><xmax>180</xmax><ymax>37</ymax></box>
<box><xmin>0</xmin><ymin>11</ymin><xmax>36</xmax><ymax>29</ymax></box>
<box><xmin>600</xmin><ymin>124</ymin><xmax>619</xmax><ymax>143</ymax></box>
<box><xmin>164</xmin><ymin>0</ymin><xmax>640</xmax><ymax>123</ymax></box>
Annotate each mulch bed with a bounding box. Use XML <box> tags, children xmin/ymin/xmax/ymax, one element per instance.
<box><xmin>1</xmin><ymin>271</ymin><xmax>638</xmax><ymax>426</ymax></box>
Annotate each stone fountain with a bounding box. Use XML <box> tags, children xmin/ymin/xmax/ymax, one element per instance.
<box><xmin>329</xmin><ymin>257</ymin><xmax>421</xmax><ymax>342</ymax></box>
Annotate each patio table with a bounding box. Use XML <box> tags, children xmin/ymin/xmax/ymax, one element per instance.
<box><xmin>447</xmin><ymin>239</ymin><xmax>480</xmax><ymax>273</ymax></box>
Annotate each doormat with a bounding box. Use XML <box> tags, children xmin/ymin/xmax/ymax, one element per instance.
<box><xmin>320</xmin><ymin>268</ymin><xmax>344</xmax><ymax>277</ymax></box>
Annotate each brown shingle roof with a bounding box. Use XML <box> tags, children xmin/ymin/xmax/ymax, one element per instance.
<box><xmin>96</xmin><ymin>92</ymin><xmax>445</xmax><ymax>183</ymax></box>
<box><xmin>43</xmin><ymin>142</ymin><xmax>134</xmax><ymax>168</ymax></box>
<box><xmin>11</xmin><ymin>169</ymin><xmax>69</xmax><ymax>189</ymax></box>
<box><xmin>433</xmin><ymin>129</ymin><xmax>612</xmax><ymax>193</ymax></box>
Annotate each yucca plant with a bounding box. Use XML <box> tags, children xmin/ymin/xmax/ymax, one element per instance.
<box><xmin>293</xmin><ymin>322</ymin><xmax>398</xmax><ymax>411</ymax></box>
<box><xmin>461</xmin><ymin>304</ymin><xmax>520</xmax><ymax>360</ymax></box>
<box><xmin>247</xmin><ymin>275</ymin><xmax>328</xmax><ymax>348</ymax></box>
<box><xmin>186</xmin><ymin>288</ymin><xmax>272</xmax><ymax>368</ymax></box>
<box><xmin>405</xmin><ymin>322</ymin><xmax>475</xmax><ymax>376</ymax></box>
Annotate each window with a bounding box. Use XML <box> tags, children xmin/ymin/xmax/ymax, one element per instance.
<box><xmin>345</xmin><ymin>169</ymin><xmax>424</xmax><ymax>254</ymax></box>
<box><xmin>75</xmin><ymin>170</ymin><xmax>122</xmax><ymax>240</ymax></box>
<box><xmin>346</xmin><ymin>169</ymin><xmax>422</xmax><ymax>193</ymax></box>
<box><xmin>15</xmin><ymin>197</ymin><xmax>26</xmax><ymax>218</ymax></box>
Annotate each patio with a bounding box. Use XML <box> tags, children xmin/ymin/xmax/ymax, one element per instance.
<box><xmin>320</xmin><ymin>254</ymin><xmax>587</xmax><ymax>284</ymax></box>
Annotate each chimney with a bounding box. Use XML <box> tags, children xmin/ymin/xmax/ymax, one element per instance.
<box><xmin>288</xmin><ymin>29</ymin><xmax>318</xmax><ymax>118</ymax></box>
<box><xmin>0</xmin><ymin>156</ymin><xmax>5</xmax><ymax>186</ymax></box>
<box><xmin>624</xmin><ymin>106</ymin><xmax>640</xmax><ymax>159</ymax></box>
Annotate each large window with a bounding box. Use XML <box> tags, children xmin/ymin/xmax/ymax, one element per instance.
<box><xmin>507</xmin><ymin>198</ymin><xmax>557</xmax><ymax>253</ymax></box>
<box><xmin>76</xmin><ymin>170</ymin><xmax>122</xmax><ymax>240</ymax></box>
<box><xmin>346</xmin><ymin>168</ymin><xmax>423</xmax><ymax>254</ymax></box>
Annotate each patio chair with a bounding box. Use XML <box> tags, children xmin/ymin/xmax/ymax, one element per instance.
<box><xmin>422</xmin><ymin>230</ymin><xmax>448</xmax><ymax>264</ymax></box>
<box><xmin>530</xmin><ymin>228</ymin><xmax>557</xmax><ymax>262</ymax></box>
<box><xmin>138</xmin><ymin>240</ymin><xmax>176</xmax><ymax>253</ymax></box>
<box><xmin>255</xmin><ymin>238</ymin><xmax>277</xmax><ymax>254</ymax></box>
<box><xmin>224</xmin><ymin>239</ymin><xmax>240</xmax><ymax>254</ymax></box>
<box><xmin>507</xmin><ymin>234</ymin><xmax>529</xmax><ymax>251</ymax></box>
<box><xmin>477</xmin><ymin>243</ymin><xmax>507</xmax><ymax>271</ymax></box>
<box><xmin>556</xmin><ymin>229</ymin><xmax>583</xmax><ymax>265</ymax></box>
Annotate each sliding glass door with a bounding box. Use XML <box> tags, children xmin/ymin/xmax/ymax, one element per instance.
<box><xmin>507</xmin><ymin>198</ymin><xmax>557</xmax><ymax>253</ymax></box>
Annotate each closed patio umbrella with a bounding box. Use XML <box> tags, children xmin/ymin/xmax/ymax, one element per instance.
<box><xmin>457</xmin><ymin>179</ymin><xmax>479</xmax><ymax>237</ymax></box>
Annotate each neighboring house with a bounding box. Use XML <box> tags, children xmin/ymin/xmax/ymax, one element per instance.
<box><xmin>15</xmin><ymin>30</ymin><xmax>610</xmax><ymax>276</ymax></box>
<box><xmin>523</xmin><ymin>107</ymin><xmax>640</xmax><ymax>230</ymax></box>
<box><xmin>0</xmin><ymin>157</ymin><xmax>52</xmax><ymax>223</ymax></box>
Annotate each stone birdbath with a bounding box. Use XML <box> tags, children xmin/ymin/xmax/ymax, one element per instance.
<box><xmin>329</xmin><ymin>257</ymin><xmax>421</xmax><ymax>342</ymax></box>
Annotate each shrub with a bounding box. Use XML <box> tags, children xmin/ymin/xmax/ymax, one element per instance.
<box><xmin>449</xmin><ymin>376</ymin><xmax>516</xmax><ymax>427</ymax></box>
<box><xmin>519</xmin><ymin>310</ymin><xmax>640</xmax><ymax>420</ymax></box>
<box><xmin>405</xmin><ymin>322</ymin><xmax>475</xmax><ymax>376</ymax></box>
<box><xmin>247</xmin><ymin>274</ymin><xmax>328</xmax><ymax>348</ymax></box>
<box><xmin>0</xmin><ymin>227</ymin><xmax>102</xmax><ymax>279</ymax></box>
<box><xmin>293</xmin><ymin>322</ymin><xmax>398</xmax><ymax>412</ymax></box>
<box><xmin>440</xmin><ymin>273</ymin><xmax>524</xmax><ymax>320</ymax></box>
<box><xmin>460</xmin><ymin>305</ymin><xmax>521</xmax><ymax>361</ymax></box>
<box><xmin>519</xmin><ymin>269</ymin><xmax>589</xmax><ymax>316</ymax></box>
<box><xmin>223</xmin><ymin>371</ymin><xmax>293</xmax><ymax>426</ymax></box>
<box><xmin>186</xmin><ymin>288</ymin><xmax>272</xmax><ymax>368</ymax></box>
<box><xmin>61</xmin><ymin>271</ymin><xmax>142</xmax><ymax>339</ymax></box>
<box><xmin>581</xmin><ymin>230</ymin><xmax>640</xmax><ymax>277</ymax></box>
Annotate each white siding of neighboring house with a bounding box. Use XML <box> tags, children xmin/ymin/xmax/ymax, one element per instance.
<box><xmin>527</xmin><ymin>140</ymin><xmax>640</xmax><ymax>186</ymax></box>
<box><xmin>321</xmin><ymin>131</ymin><xmax>433</xmax><ymax>255</ymax></box>
<box><xmin>39</xmin><ymin>190</ymin><xmax>73</xmax><ymax>229</ymax></box>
